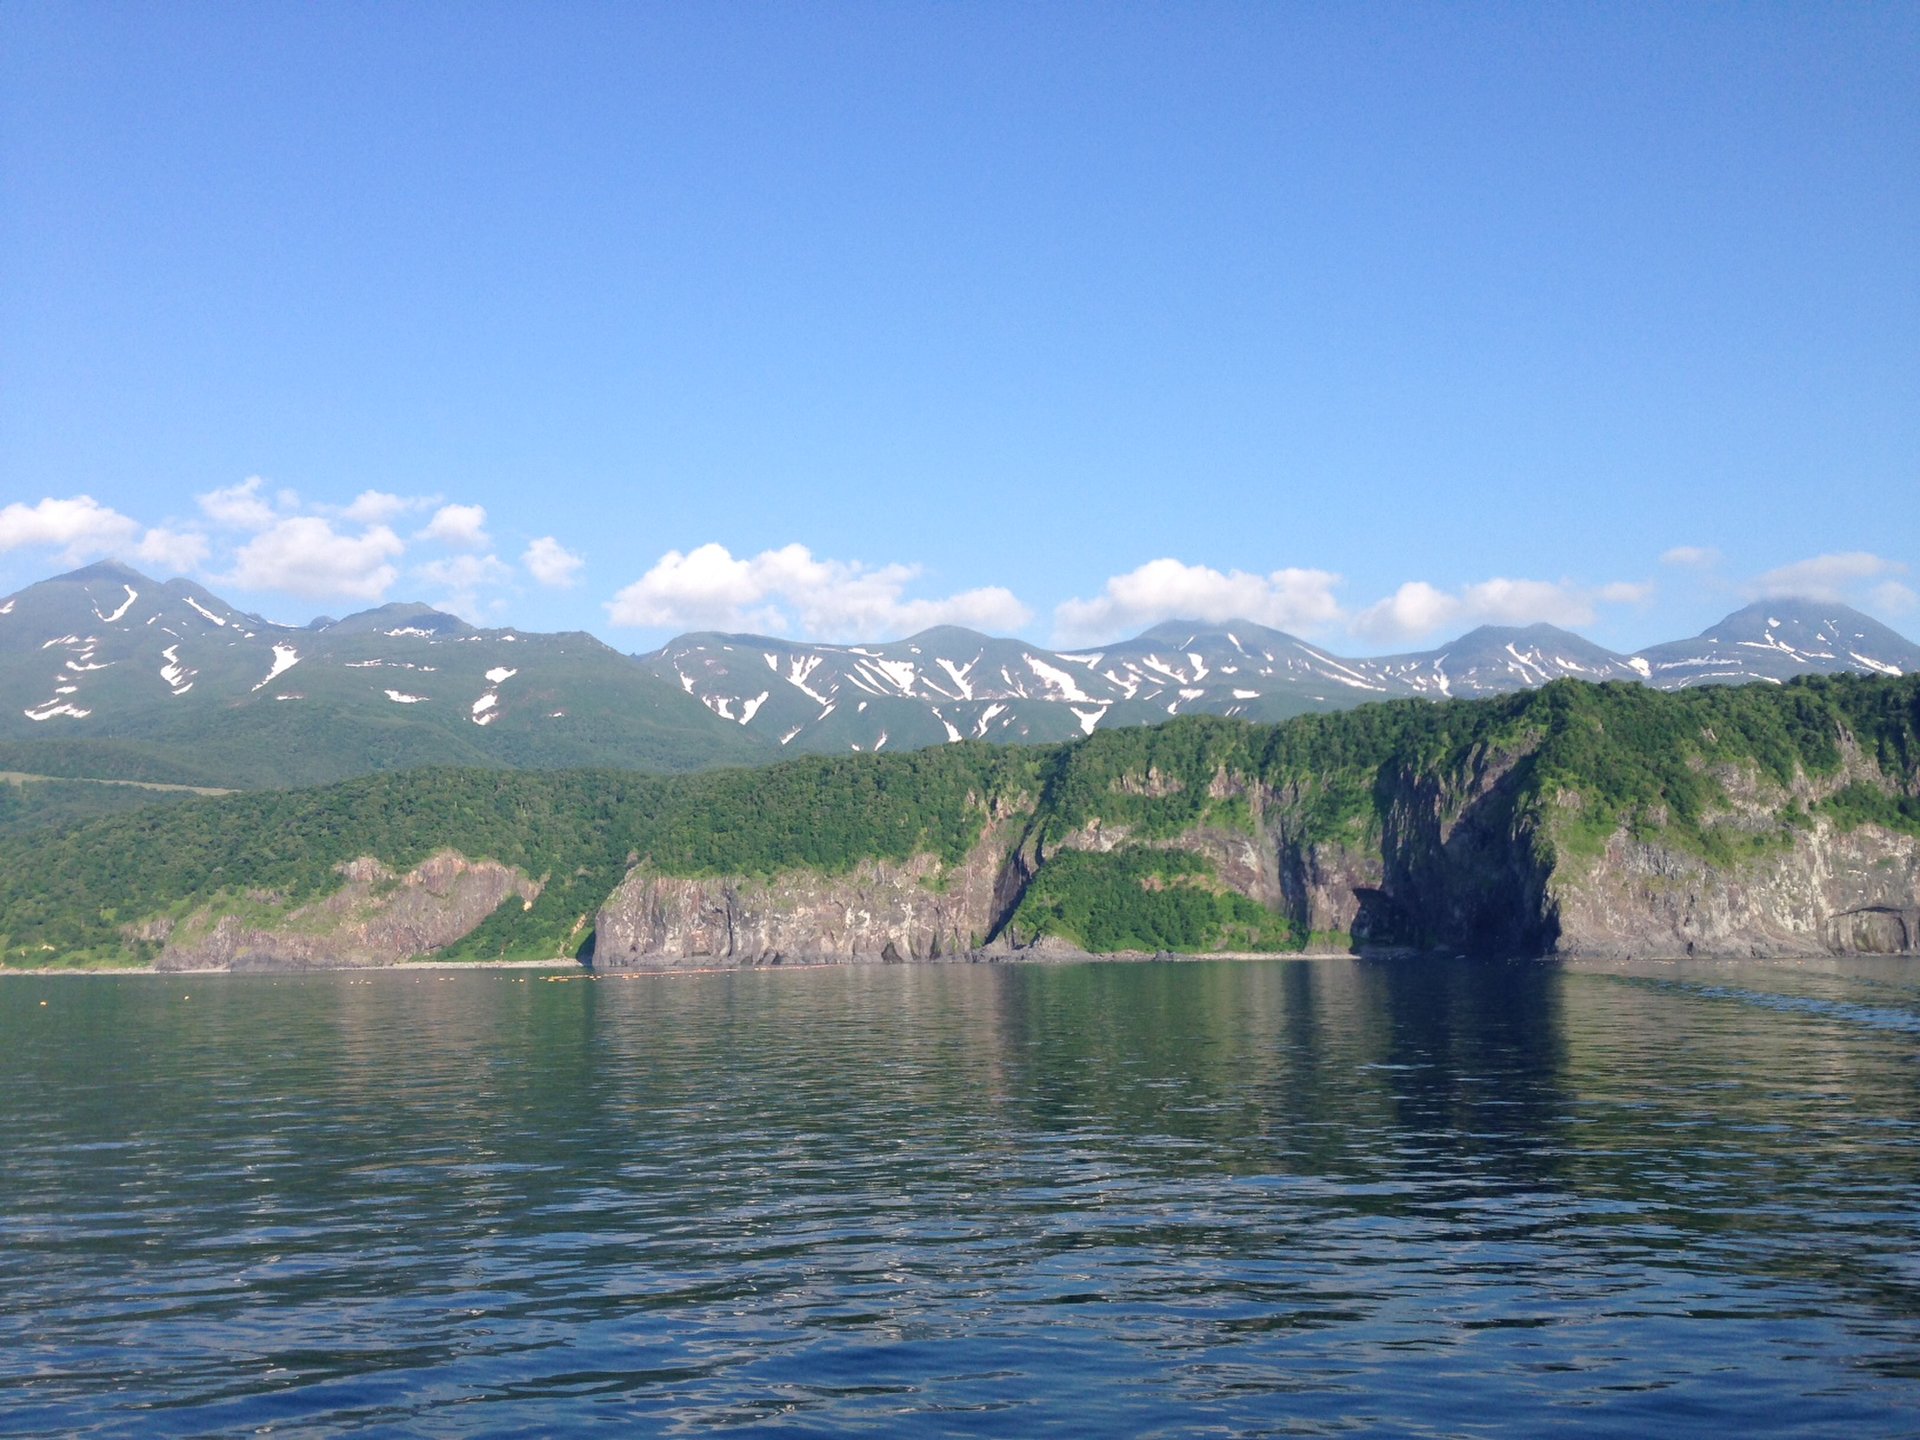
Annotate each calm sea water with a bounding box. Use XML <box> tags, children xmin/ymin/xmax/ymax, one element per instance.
<box><xmin>2</xmin><ymin>956</ymin><xmax>1916</xmax><ymax>1437</ymax></box>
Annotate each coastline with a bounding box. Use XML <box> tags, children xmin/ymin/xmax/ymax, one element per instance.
<box><xmin>1</xmin><ymin>948</ymin><xmax>1368</xmax><ymax>977</ymax></box>
<box><xmin>1</xmin><ymin>956</ymin><xmax>588</xmax><ymax>977</ymax></box>
<box><xmin>12</xmin><ymin>948</ymin><xmax>1902</xmax><ymax>978</ymax></box>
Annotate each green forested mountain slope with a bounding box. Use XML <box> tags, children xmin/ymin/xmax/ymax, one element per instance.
<box><xmin>0</xmin><ymin>562</ymin><xmax>767</xmax><ymax>786</ymax></box>
<box><xmin>6</xmin><ymin>562</ymin><xmax>1916</xmax><ymax>785</ymax></box>
<box><xmin>3</xmin><ymin>673</ymin><xmax>1915</xmax><ymax>967</ymax></box>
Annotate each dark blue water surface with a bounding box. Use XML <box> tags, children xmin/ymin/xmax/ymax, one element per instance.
<box><xmin>2</xmin><ymin>956</ymin><xmax>1917</xmax><ymax>1437</ymax></box>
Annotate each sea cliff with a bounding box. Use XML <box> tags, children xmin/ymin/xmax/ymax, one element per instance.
<box><xmin>4</xmin><ymin>675</ymin><xmax>1916</xmax><ymax>969</ymax></box>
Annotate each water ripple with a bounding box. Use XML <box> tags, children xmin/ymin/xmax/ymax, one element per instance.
<box><xmin>1</xmin><ymin>956</ymin><xmax>1917</xmax><ymax>1435</ymax></box>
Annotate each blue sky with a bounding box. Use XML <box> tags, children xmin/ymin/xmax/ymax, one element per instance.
<box><xmin>2</xmin><ymin>2</ymin><xmax>1915</xmax><ymax>653</ymax></box>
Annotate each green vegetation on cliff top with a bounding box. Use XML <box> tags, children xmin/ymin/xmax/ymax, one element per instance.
<box><xmin>2</xmin><ymin>674</ymin><xmax>1915</xmax><ymax>966</ymax></box>
<box><xmin>1009</xmin><ymin>846</ymin><xmax>1297</xmax><ymax>954</ymax></box>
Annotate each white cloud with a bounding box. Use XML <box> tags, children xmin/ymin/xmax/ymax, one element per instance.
<box><xmin>1053</xmin><ymin>559</ymin><xmax>1344</xmax><ymax>644</ymax></box>
<box><xmin>418</xmin><ymin>503</ymin><xmax>490</xmax><ymax>549</ymax></box>
<box><xmin>418</xmin><ymin>553</ymin><xmax>512</xmax><ymax>621</ymax></box>
<box><xmin>339</xmin><ymin>490</ymin><xmax>428</xmax><ymax>524</ymax></box>
<box><xmin>1872</xmin><ymin>580</ymin><xmax>1917</xmax><ymax>615</ymax></box>
<box><xmin>1597</xmin><ymin>580</ymin><xmax>1656</xmax><ymax>606</ymax></box>
<box><xmin>1660</xmin><ymin>545</ymin><xmax>1721</xmax><ymax>568</ymax></box>
<box><xmin>197</xmin><ymin>476</ymin><xmax>282</xmax><ymax>531</ymax></box>
<box><xmin>1351</xmin><ymin>581</ymin><xmax>1460</xmax><ymax>642</ymax></box>
<box><xmin>523</xmin><ymin>535</ymin><xmax>585</xmax><ymax>588</ymax></box>
<box><xmin>0</xmin><ymin>495</ymin><xmax>141</xmax><ymax>563</ymax></box>
<box><xmin>1351</xmin><ymin>576</ymin><xmax>1648</xmax><ymax>644</ymax></box>
<box><xmin>606</xmin><ymin>542</ymin><xmax>1032</xmax><ymax>639</ymax></box>
<box><xmin>1458</xmin><ymin>578</ymin><xmax>1609</xmax><ymax>627</ymax></box>
<box><xmin>134</xmin><ymin>527</ymin><xmax>211</xmax><ymax>573</ymax></box>
<box><xmin>1749</xmin><ymin>551</ymin><xmax>1908</xmax><ymax>604</ymax></box>
<box><xmin>226</xmin><ymin>518</ymin><xmax>403</xmax><ymax>601</ymax></box>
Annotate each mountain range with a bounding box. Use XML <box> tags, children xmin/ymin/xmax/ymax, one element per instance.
<box><xmin>636</xmin><ymin>600</ymin><xmax>1920</xmax><ymax>753</ymax></box>
<box><xmin>2</xmin><ymin>560</ymin><xmax>1916</xmax><ymax>786</ymax></box>
<box><xmin>0</xmin><ymin>561</ymin><xmax>762</xmax><ymax>787</ymax></box>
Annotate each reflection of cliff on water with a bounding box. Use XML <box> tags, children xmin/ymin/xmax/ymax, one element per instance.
<box><xmin>1352</xmin><ymin>957</ymin><xmax>1570</xmax><ymax>1175</ymax></box>
<box><xmin>970</xmin><ymin>957</ymin><xmax>1572</xmax><ymax>1198</ymax></box>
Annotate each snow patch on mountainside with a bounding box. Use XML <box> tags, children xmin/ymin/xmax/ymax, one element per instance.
<box><xmin>936</xmin><ymin>657</ymin><xmax>976</xmax><ymax>700</ymax></box>
<box><xmin>863</xmin><ymin>658</ymin><xmax>918</xmax><ymax>695</ymax></box>
<box><xmin>1025</xmin><ymin>654</ymin><xmax>1092</xmax><ymax>703</ymax></box>
<box><xmin>93</xmin><ymin>585</ymin><xmax>138</xmax><ymax>624</ymax></box>
<box><xmin>783</xmin><ymin>655</ymin><xmax>829</xmax><ymax>704</ymax></box>
<box><xmin>251</xmin><ymin>644</ymin><xmax>301</xmax><ymax>691</ymax></box>
<box><xmin>1071</xmin><ymin>705</ymin><xmax>1108</xmax><ymax>735</ymax></box>
<box><xmin>24</xmin><ymin>700</ymin><xmax>91</xmax><ymax>721</ymax></box>
<box><xmin>159</xmin><ymin>645</ymin><xmax>194</xmax><ymax>696</ymax></box>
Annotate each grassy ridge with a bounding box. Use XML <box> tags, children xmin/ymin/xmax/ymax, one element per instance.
<box><xmin>2</xmin><ymin>674</ymin><xmax>1915</xmax><ymax>965</ymax></box>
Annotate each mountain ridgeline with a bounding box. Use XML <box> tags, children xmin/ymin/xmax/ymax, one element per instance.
<box><xmin>638</xmin><ymin>601</ymin><xmax>1920</xmax><ymax>755</ymax></box>
<box><xmin>2</xmin><ymin>564</ymin><xmax>1916</xmax><ymax>801</ymax></box>
<box><xmin>0</xmin><ymin>561</ymin><xmax>765</xmax><ymax>790</ymax></box>
<box><xmin>4</xmin><ymin>673</ymin><xmax>1916</xmax><ymax>969</ymax></box>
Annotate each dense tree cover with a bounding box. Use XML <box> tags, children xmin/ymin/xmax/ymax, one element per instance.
<box><xmin>1009</xmin><ymin>846</ymin><xmax>1296</xmax><ymax>953</ymax></box>
<box><xmin>0</xmin><ymin>777</ymin><xmax>204</xmax><ymax>838</ymax></box>
<box><xmin>0</xmin><ymin>739</ymin><xmax>236</xmax><ymax>789</ymax></box>
<box><xmin>0</xmin><ymin>744</ymin><xmax>1033</xmax><ymax>963</ymax></box>
<box><xmin>3</xmin><ymin>673</ymin><xmax>1915</xmax><ymax>965</ymax></box>
<box><xmin>1521</xmin><ymin>675</ymin><xmax>1919</xmax><ymax>860</ymax></box>
<box><xmin>1819</xmin><ymin>782</ymin><xmax>1920</xmax><ymax>838</ymax></box>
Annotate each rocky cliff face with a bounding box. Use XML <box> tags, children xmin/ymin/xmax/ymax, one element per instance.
<box><xmin>589</xmin><ymin>753</ymin><xmax>1918</xmax><ymax>966</ymax></box>
<box><xmin>592</xmin><ymin>814</ymin><xmax>1023</xmax><ymax>968</ymax></box>
<box><xmin>147</xmin><ymin>851</ymin><xmax>539</xmax><ymax>970</ymax></box>
<box><xmin>1272</xmin><ymin>767</ymin><xmax>1919</xmax><ymax>959</ymax></box>
<box><xmin>1544</xmin><ymin>745</ymin><xmax>1920</xmax><ymax>958</ymax></box>
<box><xmin>1551</xmin><ymin>819</ymin><xmax>1919</xmax><ymax>958</ymax></box>
<box><xmin>132</xmin><ymin>750</ymin><xmax>1920</xmax><ymax>971</ymax></box>
<box><xmin>588</xmin><ymin>751</ymin><xmax>1563</xmax><ymax>966</ymax></box>
<box><xmin>1264</xmin><ymin>748</ymin><xmax>1557</xmax><ymax>956</ymax></box>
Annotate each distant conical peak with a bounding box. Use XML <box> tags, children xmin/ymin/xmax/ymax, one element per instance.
<box><xmin>52</xmin><ymin>559</ymin><xmax>156</xmax><ymax>586</ymax></box>
<box><xmin>900</xmin><ymin>624</ymin><xmax>994</xmax><ymax>646</ymax></box>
